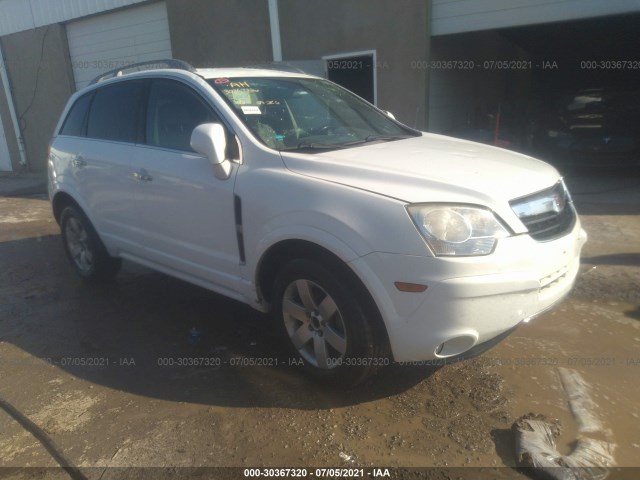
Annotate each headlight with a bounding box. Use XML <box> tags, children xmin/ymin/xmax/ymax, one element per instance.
<box><xmin>407</xmin><ymin>204</ymin><xmax>510</xmax><ymax>256</ymax></box>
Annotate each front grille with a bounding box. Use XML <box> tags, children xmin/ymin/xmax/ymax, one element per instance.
<box><xmin>510</xmin><ymin>181</ymin><xmax>576</xmax><ymax>241</ymax></box>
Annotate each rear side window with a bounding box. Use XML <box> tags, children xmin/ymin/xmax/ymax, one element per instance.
<box><xmin>87</xmin><ymin>81</ymin><xmax>146</xmax><ymax>143</ymax></box>
<box><xmin>60</xmin><ymin>92</ymin><xmax>93</xmax><ymax>137</ymax></box>
<box><xmin>146</xmin><ymin>79</ymin><xmax>219</xmax><ymax>151</ymax></box>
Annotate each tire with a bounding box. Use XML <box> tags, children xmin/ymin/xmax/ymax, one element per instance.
<box><xmin>60</xmin><ymin>205</ymin><xmax>121</xmax><ymax>282</ymax></box>
<box><xmin>273</xmin><ymin>258</ymin><xmax>389</xmax><ymax>387</ymax></box>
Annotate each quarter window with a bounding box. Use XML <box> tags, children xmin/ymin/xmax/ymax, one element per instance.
<box><xmin>87</xmin><ymin>81</ymin><xmax>146</xmax><ymax>143</ymax></box>
<box><xmin>60</xmin><ymin>92</ymin><xmax>94</xmax><ymax>137</ymax></box>
<box><xmin>146</xmin><ymin>79</ymin><xmax>219</xmax><ymax>152</ymax></box>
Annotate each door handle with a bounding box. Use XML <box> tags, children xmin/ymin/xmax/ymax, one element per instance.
<box><xmin>133</xmin><ymin>169</ymin><xmax>153</xmax><ymax>182</ymax></box>
<box><xmin>72</xmin><ymin>155</ymin><xmax>87</xmax><ymax>168</ymax></box>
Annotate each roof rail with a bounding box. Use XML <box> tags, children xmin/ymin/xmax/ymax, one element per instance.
<box><xmin>89</xmin><ymin>59</ymin><xmax>196</xmax><ymax>85</ymax></box>
<box><xmin>242</xmin><ymin>62</ymin><xmax>306</xmax><ymax>74</ymax></box>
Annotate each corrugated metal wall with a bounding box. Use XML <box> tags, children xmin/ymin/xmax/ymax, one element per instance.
<box><xmin>432</xmin><ymin>0</ymin><xmax>640</xmax><ymax>36</ymax></box>
<box><xmin>0</xmin><ymin>0</ymin><xmax>148</xmax><ymax>36</ymax></box>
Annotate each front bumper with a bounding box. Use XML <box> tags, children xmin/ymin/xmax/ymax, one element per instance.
<box><xmin>349</xmin><ymin>219</ymin><xmax>587</xmax><ymax>363</ymax></box>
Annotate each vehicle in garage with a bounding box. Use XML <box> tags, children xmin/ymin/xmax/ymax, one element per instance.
<box><xmin>48</xmin><ymin>60</ymin><xmax>587</xmax><ymax>385</ymax></box>
<box><xmin>532</xmin><ymin>88</ymin><xmax>640</xmax><ymax>169</ymax></box>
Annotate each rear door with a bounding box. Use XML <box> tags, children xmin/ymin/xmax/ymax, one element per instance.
<box><xmin>132</xmin><ymin>78</ymin><xmax>241</xmax><ymax>293</ymax></box>
<box><xmin>59</xmin><ymin>80</ymin><xmax>146</xmax><ymax>257</ymax></box>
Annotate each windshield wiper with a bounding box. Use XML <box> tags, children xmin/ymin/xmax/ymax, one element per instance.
<box><xmin>364</xmin><ymin>134</ymin><xmax>411</xmax><ymax>142</ymax></box>
<box><xmin>284</xmin><ymin>135</ymin><xmax>410</xmax><ymax>152</ymax></box>
<box><xmin>284</xmin><ymin>141</ymin><xmax>349</xmax><ymax>151</ymax></box>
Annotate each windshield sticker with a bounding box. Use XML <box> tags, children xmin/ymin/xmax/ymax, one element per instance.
<box><xmin>227</xmin><ymin>81</ymin><xmax>251</xmax><ymax>88</ymax></box>
<box><xmin>214</xmin><ymin>78</ymin><xmax>230</xmax><ymax>84</ymax></box>
<box><xmin>224</xmin><ymin>89</ymin><xmax>256</xmax><ymax>105</ymax></box>
<box><xmin>223</xmin><ymin>88</ymin><xmax>260</xmax><ymax>94</ymax></box>
<box><xmin>241</xmin><ymin>105</ymin><xmax>262</xmax><ymax>115</ymax></box>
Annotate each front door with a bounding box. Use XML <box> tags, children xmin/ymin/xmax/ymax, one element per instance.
<box><xmin>132</xmin><ymin>79</ymin><xmax>241</xmax><ymax>294</ymax></box>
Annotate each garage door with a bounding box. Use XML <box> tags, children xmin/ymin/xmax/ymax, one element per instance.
<box><xmin>432</xmin><ymin>0</ymin><xmax>640</xmax><ymax>36</ymax></box>
<box><xmin>67</xmin><ymin>2</ymin><xmax>172</xmax><ymax>90</ymax></box>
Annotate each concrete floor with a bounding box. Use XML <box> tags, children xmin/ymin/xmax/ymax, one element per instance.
<box><xmin>0</xmin><ymin>170</ymin><xmax>638</xmax><ymax>479</ymax></box>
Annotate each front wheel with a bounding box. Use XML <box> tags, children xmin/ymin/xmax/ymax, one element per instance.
<box><xmin>273</xmin><ymin>259</ymin><xmax>388</xmax><ymax>386</ymax></box>
<box><xmin>60</xmin><ymin>205</ymin><xmax>121</xmax><ymax>282</ymax></box>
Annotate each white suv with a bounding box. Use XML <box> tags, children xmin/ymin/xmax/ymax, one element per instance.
<box><xmin>48</xmin><ymin>60</ymin><xmax>587</xmax><ymax>385</ymax></box>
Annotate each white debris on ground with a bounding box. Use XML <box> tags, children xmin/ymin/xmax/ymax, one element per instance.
<box><xmin>513</xmin><ymin>368</ymin><xmax>616</xmax><ymax>480</ymax></box>
<box><xmin>339</xmin><ymin>452</ymin><xmax>353</xmax><ymax>463</ymax></box>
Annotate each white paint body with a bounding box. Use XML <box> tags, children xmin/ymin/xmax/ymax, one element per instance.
<box><xmin>48</xmin><ymin>68</ymin><xmax>587</xmax><ymax>362</ymax></box>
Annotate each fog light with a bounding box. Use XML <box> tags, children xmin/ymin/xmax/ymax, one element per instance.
<box><xmin>394</xmin><ymin>282</ymin><xmax>428</xmax><ymax>293</ymax></box>
<box><xmin>435</xmin><ymin>335</ymin><xmax>477</xmax><ymax>357</ymax></box>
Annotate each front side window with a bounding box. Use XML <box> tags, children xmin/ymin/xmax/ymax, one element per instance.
<box><xmin>209</xmin><ymin>77</ymin><xmax>419</xmax><ymax>151</ymax></box>
<box><xmin>146</xmin><ymin>79</ymin><xmax>220</xmax><ymax>152</ymax></box>
<box><xmin>86</xmin><ymin>81</ymin><xmax>146</xmax><ymax>143</ymax></box>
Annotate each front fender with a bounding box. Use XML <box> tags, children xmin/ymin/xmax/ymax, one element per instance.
<box><xmin>253</xmin><ymin>213</ymin><xmax>370</xmax><ymax>264</ymax></box>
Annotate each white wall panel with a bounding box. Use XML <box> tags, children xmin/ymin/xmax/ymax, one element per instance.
<box><xmin>67</xmin><ymin>2</ymin><xmax>171</xmax><ymax>89</ymax></box>
<box><xmin>432</xmin><ymin>0</ymin><xmax>640</xmax><ymax>36</ymax></box>
<box><xmin>0</xmin><ymin>0</ymin><xmax>148</xmax><ymax>36</ymax></box>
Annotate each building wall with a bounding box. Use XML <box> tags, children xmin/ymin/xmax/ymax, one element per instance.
<box><xmin>432</xmin><ymin>0</ymin><xmax>640</xmax><ymax>36</ymax></box>
<box><xmin>166</xmin><ymin>0</ymin><xmax>273</xmax><ymax>67</ymax></box>
<box><xmin>1</xmin><ymin>24</ymin><xmax>75</xmax><ymax>172</ymax></box>
<box><xmin>278</xmin><ymin>0</ymin><xmax>430</xmax><ymax>130</ymax></box>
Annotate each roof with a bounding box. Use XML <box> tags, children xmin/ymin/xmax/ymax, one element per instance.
<box><xmin>195</xmin><ymin>67</ymin><xmax>316</xmax><ymax>79</ymax></box>
<box><xmin>88</xmin><ymin>60</ymin><xmax>319</xmax><ymax>86</ymax></box>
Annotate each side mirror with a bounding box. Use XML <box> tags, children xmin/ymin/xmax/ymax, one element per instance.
<box><xmin>190</xmin><ymin>123</ymin><xmax>232</xmax><ymax>180</ymax></box>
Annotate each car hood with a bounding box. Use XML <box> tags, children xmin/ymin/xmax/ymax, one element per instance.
<box><xmin>280</xmin><ymin>133</ymin><xmax>560</xmax><ymax>206</ymax></box>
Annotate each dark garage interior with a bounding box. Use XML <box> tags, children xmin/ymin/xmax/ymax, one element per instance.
<box><xmin>431</xmin><ymin>13</ymin><xmax>640</xmax><ymax>172</ymax></box>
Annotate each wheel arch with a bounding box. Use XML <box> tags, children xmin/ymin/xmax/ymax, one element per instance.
<box><xmin>52</xmin><ymin>191</ymin><xmax>82</xmax><ymax>224</ymax></box>
<box><xmin>52</xmin><ymin>190</ymin><xmax>110</xmax><ymax>256</ymax></box>
<box><xmin>257</xmin><ymin>240</ymin><xmax>342</xmax><ymax>304</ymax></box>
<box><xmin>255</xmin><ymin>239</ymin><xmax>390</xmax><ymax>351</ymax></box>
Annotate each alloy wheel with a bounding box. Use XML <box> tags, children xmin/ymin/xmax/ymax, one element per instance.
<box><xmin>64</xmin><ymin>216</ymin><xmax>94</xmax><ymax>274</ymax></box>
<box><xmin>282</xmin><ymin>279</ymin><xmax>348</xmax><ymax>369</ymax></box>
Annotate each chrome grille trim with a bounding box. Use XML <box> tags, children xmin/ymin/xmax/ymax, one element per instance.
<box><xmin>510</xmin><ymin>181</ymin><xmax>576</xmax><ymax>241</ymax></box>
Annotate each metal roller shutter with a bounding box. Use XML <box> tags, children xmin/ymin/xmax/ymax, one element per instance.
<box><xmin>66</xmin><ymin>1</ymin><xmax>172</xmax><ymax>90</ymax></box>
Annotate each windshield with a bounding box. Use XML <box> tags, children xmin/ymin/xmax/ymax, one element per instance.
<box><xmin>208</xmin><ymin>76</ymin><xmax>420</xmax><ymax>151</ymax></box>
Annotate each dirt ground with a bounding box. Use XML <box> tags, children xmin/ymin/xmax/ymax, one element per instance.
<box><xmin>0</xmin><ymin>171</ymin><xmax>639</xmax><ymax>479</ymax></box>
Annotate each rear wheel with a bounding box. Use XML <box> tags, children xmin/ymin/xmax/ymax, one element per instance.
<box><xmin>60</xmin><ymin>205</ymin><xmax>121</xmax><ymax>282</ymax></box>
<box><xmin>273</xmin><ymin>258</ymin><xmax>388</xmax><ymax>386</ymax></box>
